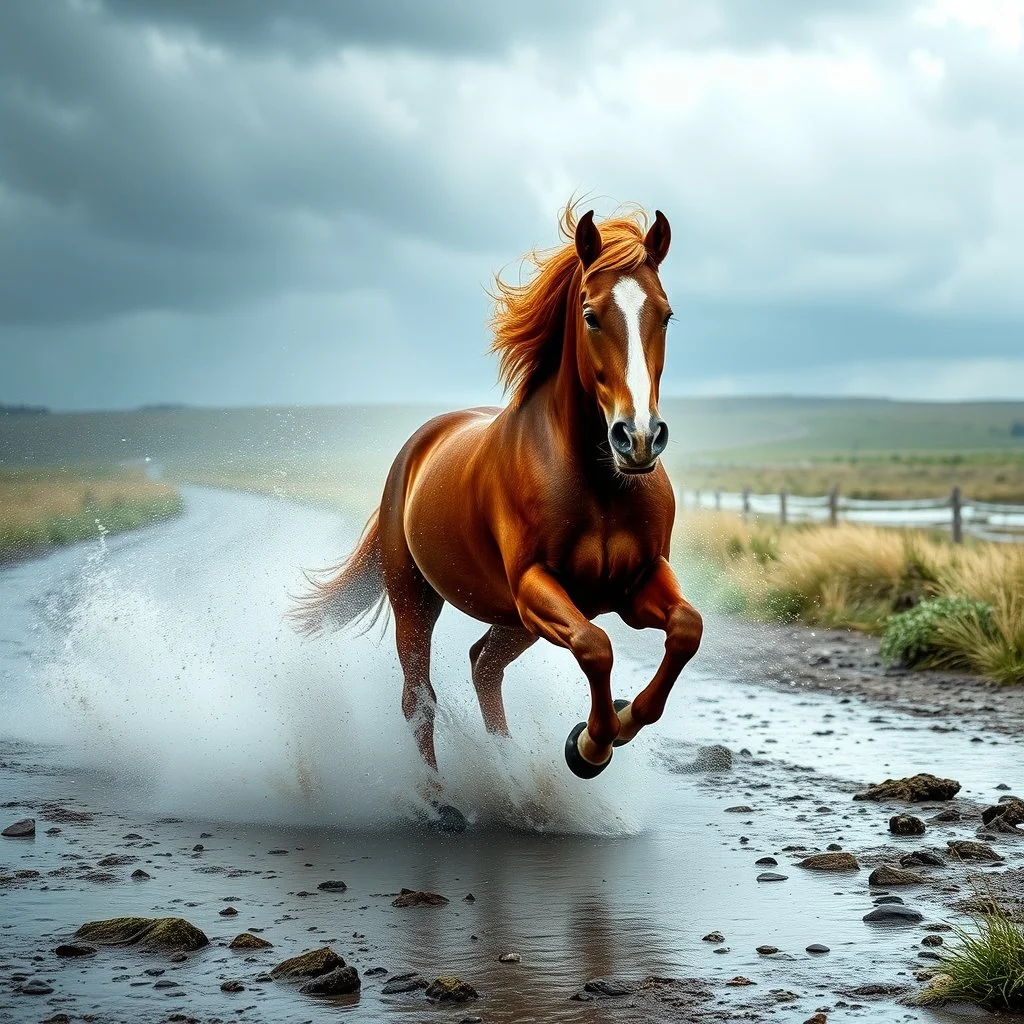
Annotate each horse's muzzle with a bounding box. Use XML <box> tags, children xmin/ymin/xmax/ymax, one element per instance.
<box><xmin>608</xmin><ymin>417</ymin><xmax>668</xmax><ymax>473</ymax></box>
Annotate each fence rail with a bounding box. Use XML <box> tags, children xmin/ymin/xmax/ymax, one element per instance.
<box><xmin>679</xmin><ymin>485</ymin><xmax>1024</xmax><ymax>544</ymax></box>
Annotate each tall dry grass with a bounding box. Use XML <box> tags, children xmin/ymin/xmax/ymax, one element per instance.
<box><xmin>674</xmin><ymin>510</ymin><xmax>1024</xmax><ymax>684</ymax></box>
<box><xmin>0</xmin><ymin>466</ymin><xmax>183</xmax><ymax>558</ymax></box>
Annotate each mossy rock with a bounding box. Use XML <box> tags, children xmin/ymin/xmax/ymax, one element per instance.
<box><xmin>425</xmin><ymin>976</ymin><xmax>478</xmax><ymax>1001</ymax></box>
<box><xmin>229</xmin><ymin>933</ymin><xmax>273</xmax><ymax>950</ymax></box>
<box><xmin>74</xmin><ymin>916</ymin><xmax>208</xmax><ymax>952</ymax></box>
<box><xmin>271</xmin><ymin>946</ymin><xmax>344</xmax><ymax>979</ymax></box>
<box><xmin>798</xmin><ymin>852</ymin><xmax>860</xmax><ymax>871</ymax></box>
<box><xmin>853</xmin><ymin>774</ymin><xmax>960</xmax><ymax>803</ymax></box>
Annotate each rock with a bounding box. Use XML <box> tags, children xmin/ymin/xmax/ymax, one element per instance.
<box><xmin>41</xmin><ymin>805</ymin><xmax>92</xmax><ymax>822</ymax></box>
<box><xmin>18</xmin><ymin>979</ymin><xmax>53</xmax><ymax>995</ymax></box>
<box><xmin>806</xmin><ymin>944</ymin><xmax>830</xmax><ymax>954</ymax></box>
<box><xmin>757</xmin><ymin>872</ymin><xmax>788</xmax><ymax>882</ymax></box>
<box><xmin>131</xmin><ymin>869</ymin><xmax>151</xmax><ymax>880</ymax></box>
<box><xmin>845</xmin><ymin>983</ymin><xmax>908</xmax><ymax>997</ymax></box>
<box><xmin>981</xmin><ymin>800</ymin><xmax>1024</xmax><ymax>828</ymax></box>
<box><xmin>804</xmin><ymin>1015</ymin><xmax>828</xmax><ymax>1024</ymax></box>
<box><xmin>724</xmin><ymin>805</ymin><xmax>753</xmax><ymax>813</ymax></box>
<box><xmin>930</xmin><ymin>808</ymin><xmax>961</xmax><ymax>822</ymax></box>
<box><xmin>672</xmin><ymin>744</ymin><xmax>733</xmax><ymax>773</ymax></box>
<box><xmin>54</xmin><ymin>943</ymin><xmax>97</xmax><ymax>958</ymax></box>
<box><xmin>219</xmin><ymin>906</ymin><xmax>238</xmax><ymax>916</ymax></box>
<box><xmin>874</xmin><ymin>896</ymin><xmax>905</xmax><ymax>905</ymax></box>
<box><xmin>74</xmin><ymin>917</ymin><xmax>209</xmax><ymax>952</ymax></box>
<box><xmin>220</xmin><ymin>979</ymin><xmax>245</xmax><ymax>993</ymax></box>
<box><xmin>863</xmin><ymin>905</ymin><xmax>924</xmax><ymax>924</ymax></box>
<box><xmin>890</xmin><ymin>814</ymin><xmax>926</xmax><ymax>836</ymax></box>
<box><xmin>463</xmin><ymin>893</ymin><xmax>476</xmax><ymax>902</ymax></box>
<box><xmin>392</xmin><ymin>888</ymin><xmax>449</xmax><ymax>907</ymax></box>
<box><xmin>726</xmin><ymin>976</ymin><xmax>754</xmax><ymax>986</ymax></box>
<box><xmin>229</xmin><ymin>932</ymin><xmax>273</xmax><ymax>950</ymax></box>
<box><xmin>854</xmin><ymin>774</ymin><xmax>960</xmax><ymax>802</ymax></box>
<box><xmin>910</xmin><ymin>973</ymin><xmax>954</xmax><ymax>1006</ymax></box>
<box><xmin>461</xmin><ymin>1018</ymin><xmax>483</xmax><ymax>1024</ymax></box>
<box><xmin>702</xmin><ymin>931</ymin><xmax>724</xmax><ymax>943</ymax></box>
<box><xmin>900</xmin><ymin>850</ymin><xmax>945</xmax><ymax>868</ymax></box>
<box><xmin>425</xmin><ymin>976</ymin><xmax>478</xmax><ymax>1002</ymax></box>
<box><xmin>39</xmin><ymin>1015</ymin><xmax>71</xmax><ymax>1024</ymax></box>
<box><xmin>798</xmin><ymin>853</ymin><xmax>860</xmax><ymax>871</ymax></box>
<box><xmin>868</xmin><ymin>865</ymin><xmax>924</xmax><ymax>887</ymax></box>
<box><xmin>271</xmin><ymin>947</ymin><xmax>344</xmax><ymax>979</ymax></box>
<box><xmin>755</xmin><ymin>856</ymin><xmax>778</xmax><ymax>867</ymax></box>
<box><xmin>1</xmin><ymin>818</ymin><xmax>35</xmax><ymax>838</ymax></box>
<box><xmin>316</xmin><ymin>880</ymin><xmax>347</xmax><ymax>892</ymax></box>
<box><xmin>996</xmin><ymin>783</ymin><xmax>1011</xmax><ymax>790</ymax></box>
<box><xmin>756</xmin><ymin>945</ymin><xmax>780</xmax><ymax>955</ymax></box>
<box><xmin>299</xmin><ymin>966</ymin><xmax>361</xmax><ymax>996</ymax></box>
<box><xmin>381</xmin><ymin>972</ymin><xmax>428</xmax><ymax>994</ymax></box>
<box><xmin>97</xmin><ymin>854</ymin><xmax>137</xmax><ymax>867</ymax></box>
<box><xmin>498</xmin><ymin>952</ymin><xmax>521</xmax><ymax>963</ymax></box>
<box><xmin>947</xmin><ymin>840</ymin><xmax>1003</xmax><ymax>862</ymax></box>
<box><xmin>922</xmin><ymin>934</ymin><xmax>944</xmax><ymax>947</ymax></box>
<box><xmin>571</xmin><ymin>978</ymin><xmax>633</xmax><ymax>1001</ymax></box>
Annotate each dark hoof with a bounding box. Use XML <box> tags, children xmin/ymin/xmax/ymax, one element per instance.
<box><xmin>612</xmin><ymin>699</ymin><xmax>631</xmax><ymax>747</ymax></box>
<box><xmin>564</xmin><ymin>721</ymin><xmax>612</xmax><ymax>780</ymax></box>
<box><xmin>431</xmin><ymin>803</ymin><xmax>467</xmax><ymax>834</ymax></box>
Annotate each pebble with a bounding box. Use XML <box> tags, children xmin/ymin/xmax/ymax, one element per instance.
<box><xmin>874</xmin><ymin>896</ymin><xmax>905</xmax><ymax>905</ymax></box>
<box><xmin>726</xmin><ymin>976</ymin><xmax>754</xmax><ymax>986</ymax></box>
<box><xmin>1</xmin><ymin>818</ymin><xmax>35</xmax><ymax>839</ymax></box>
<box><xmin>757</xmin><ymin>872</ymin><xmax>788</xmax><ymax>882</ymax></box>
<box><xmin>702</xmin><ymin>931</ymin><xmax>725</xmax><ymax>943</ymax></box>
<box><xmin>806</xmin><ymin>944</ymin><xmax>830</xmax><ymax>954</ymax></box>
<box><xmin>131</xmin><ymin>869</ymin><xmax>151</xmax><ymax>880</ymax></box>
<box><xmin>498</xmin><ymin>952</ymin><xmax>521</xmax><ymax>963</ymax></box>
<box><xmin>724</xmin><ymin>806</ymin><xmax>753</xmax><ymax>813</ymax></box>
<box><xmin>220</xmin><ymin>979</ymin><xmax>245</xmax><ymax>992</ymax></box>
<box><xmin>868</xmin><ymin>865</ymin><xmax>924</xmax><ymax>887</ymax></box>
<box><xmin>316</xmin><ymin>880</ymin><xmax>347</xmax><ymax>892</ymax></box>
<box><xmin>754</xmin><ymin>857</ymin><xmax>778</xmax><ymax>867</ymax></box>
<box><xmin>922</xmin><ymin>934</ymin><xmax>944</xmax><ymax>947</ymax></box>
<box><xmin>18</xmin><ymin>979</ymin><xmax>53</xmax><ymax>995</ymax></box>
<box><xmin>889</xmin><ymin>814</ymin><xmax>926</xmax><ymax>836</ymax></box>
<box><xmin>219</xmin><ymin>906</ymin><xmax>239</xmax><ymax>916</ymax></box>
<box><xmin>756</xmin><ymin>945</ymin><xmax>780</xmax><ymax>955</ymax></box>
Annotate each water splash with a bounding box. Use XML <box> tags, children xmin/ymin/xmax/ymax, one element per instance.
<box><xmin>17</xmin><ymin>488</ymin><xmax>652</xmax><ymax>835</ymax></box>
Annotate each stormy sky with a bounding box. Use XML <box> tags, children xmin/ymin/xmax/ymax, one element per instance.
<box><xmin>1</xmin><ymin>1</ymin><xmax>1022</xmax><ymax>411</ymax></box>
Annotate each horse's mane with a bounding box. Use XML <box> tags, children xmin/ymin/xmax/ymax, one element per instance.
<box><xmin>488</xmin><ymin>201</ymin><xmax>654</xmax><ymax>407</ymax></box>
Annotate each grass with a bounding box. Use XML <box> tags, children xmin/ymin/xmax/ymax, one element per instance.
<box><xmin>674</xmin><ymin>510</ymin><xmax>1024</xmax><ymax>684</ymax></box>
<box><xmin>914</xmin><ymin>912</ymin><xmax>1024</xmax><ymax>1011</ymax></box>
<box><xmin>0</xmin><ymin>465</ymin><xmax>184</xmax><ymax>559</ymax></box>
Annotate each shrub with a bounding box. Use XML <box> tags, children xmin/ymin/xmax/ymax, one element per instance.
<box><xmin>880</xmin><ymin>595</ymin><xmax>994</xmax><ymax>670</ymax></box>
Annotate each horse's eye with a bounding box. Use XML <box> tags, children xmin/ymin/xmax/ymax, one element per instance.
<box><xmin>583</xmin><ymin>311</ymin><xmax>600</xmax><ymax>330</ymax></box>
<box><xmin>663</xmin><ymin>313</ymin><xmax>673</xmax><ymax>329</ymax></box>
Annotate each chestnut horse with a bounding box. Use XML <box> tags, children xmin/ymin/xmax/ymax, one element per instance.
<box><xmin>291</xmin><ymin>203</ymin><xmax>702</xmax><ymax>786</ymax></box>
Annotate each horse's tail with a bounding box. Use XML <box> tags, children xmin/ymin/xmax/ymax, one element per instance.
<box><xmin>288</xmin><ymin>509</ymin><xmax>388</xmax><ymax>639</ymax></box>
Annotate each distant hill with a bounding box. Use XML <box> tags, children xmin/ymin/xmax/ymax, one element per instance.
<box><xmin>0</xmin><ymin>403</ymin><xmax>49</xmax><ymax>416</ymax></box>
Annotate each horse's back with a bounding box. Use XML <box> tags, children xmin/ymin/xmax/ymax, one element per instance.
<box><xmin>380</xmin><ymin>405</ymin><xmax>521</xmax><ymax>625</ymax></box>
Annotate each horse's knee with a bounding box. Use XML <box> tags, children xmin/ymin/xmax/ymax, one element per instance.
<box><xmin>666</xmin><ymin>604</ymin><xmax>703</xmax><ymax>661</ymax></box>
<box><xmin>573</xmin><ymin>625</ymin><xmax>613</xmax><ymax>679</ymax></box>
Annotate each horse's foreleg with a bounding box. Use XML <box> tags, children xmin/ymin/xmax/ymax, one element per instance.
<box><xmin>513</xmin><ymin>565</ymin><xmax>619</xmax><ymax>778</ymax></box>
<box><xmin>469</xmin><ymin>625</ymin><xmax>537</xmax><ymax>736</ymax></box>
<box><xmin>617</xmin><ymin>557</ymin><xmax>703</xmax><ymax>744</ymax></box>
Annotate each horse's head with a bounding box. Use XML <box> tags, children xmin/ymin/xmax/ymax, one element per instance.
<box><xmin>574</xmin><ymin>209</ymin><xmax>672</xmax><ymax>475</ymax></box>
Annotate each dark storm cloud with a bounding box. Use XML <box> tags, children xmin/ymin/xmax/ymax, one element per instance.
<box><xmin>0</xmin><ymin>0</ymin><xmax>1021</xmax><ymax>408</ymax></box>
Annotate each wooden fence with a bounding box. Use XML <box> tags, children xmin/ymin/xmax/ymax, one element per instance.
<box><xmin>679</xmin><ymin>485</ymin><xmax>1024</xmax><ymax>544</ymax></box>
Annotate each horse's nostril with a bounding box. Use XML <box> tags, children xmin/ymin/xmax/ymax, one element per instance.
<box><xmin>609</xmin><ymin>420</ymin><xmax>633</xmax><ymax>454</ymax></box>
<box><xmin>652</xmin><ymin>420</ymin><xmax>669</xmax><ymax>456</ymax></box>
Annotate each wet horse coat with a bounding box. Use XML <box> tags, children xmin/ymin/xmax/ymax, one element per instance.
<box><xmin>292</xmin><ymin>204</ymin><xmax>703</xmax><ymax>781</ymax></box>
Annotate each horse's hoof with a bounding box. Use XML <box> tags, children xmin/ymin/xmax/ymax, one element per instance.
<box><xmin>431</xmin><ymin>803</ymin><xmax>468</xmax><ymax>834</ymax></box>
<box><xmin>612</xmin><ymin>699</ymin><xmax>632</xmax><ymax>747</ymax></box>
<box><xmin>564</xmin><ymin>721</ymin><xmax>612</xmax><ymax>779</ymax></box>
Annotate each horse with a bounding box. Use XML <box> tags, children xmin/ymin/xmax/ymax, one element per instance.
<box><xmin>290</xmin><ymin>202</ymin><xmax>703</xmax><ymax>792</ymax></box>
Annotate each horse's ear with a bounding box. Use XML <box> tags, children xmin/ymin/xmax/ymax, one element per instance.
<box><xmin>575</xmin><ymin>210</ymin><xmax>603</xmax><ymax>271</ymax></box>
<box><xmin>644</xmin><ymin>210</ymin><xmax>671</xmax><ymax>267</ymax></box>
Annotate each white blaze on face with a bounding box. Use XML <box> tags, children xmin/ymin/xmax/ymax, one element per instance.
<box><xmin>611</xmin><ymin>276</ymin><xmax>652</xmax><ymax>436</ymax></box>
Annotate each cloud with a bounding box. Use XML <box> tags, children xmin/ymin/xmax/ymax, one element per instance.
<box><xmin>1</xmin><ymin>0</ymin><xmax>1022</xmax><ymax>408</ymax></box>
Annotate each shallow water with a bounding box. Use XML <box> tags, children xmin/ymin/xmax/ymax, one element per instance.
<box><xmin>1</xmin><ymin>488</ymin><xmax>1017</xmax><ymax>1022</ymax></box>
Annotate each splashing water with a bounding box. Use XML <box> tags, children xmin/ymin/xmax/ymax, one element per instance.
<box><xmin>8</xmin><ymin>487</ymin><xmax>652</xmax><ymax>835</ymax></box>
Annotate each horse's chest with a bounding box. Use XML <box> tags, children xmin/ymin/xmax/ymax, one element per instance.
<box><xmin>562</xmin><ymin>530</ymin><xmax>649</xmax><ymax>591</ymax></box>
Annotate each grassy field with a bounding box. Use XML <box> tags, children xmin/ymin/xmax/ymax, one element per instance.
<box><xmin>674</xmin><ymin>510</ymin><xmax>1024</xmax><ymax>685</ymax></box>
<box><xmin>0</xmin><ymin>465</ymin><xmax>184</xmax><ymax>561</ymax></box>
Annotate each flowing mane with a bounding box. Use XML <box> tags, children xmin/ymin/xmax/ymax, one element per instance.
<box><xmin>488</xmin><ymin>202</ymin><xmax>655</xmax><ymax>407</ymax></box>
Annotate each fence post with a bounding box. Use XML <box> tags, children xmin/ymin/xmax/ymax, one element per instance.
<box><xmin>714</xmin><ymin>489</ymin><xmax>721</xmax><ymax>511</ymax></box>
<box><xmin>829</xmin><ymin>484</ymin><xmax>839</xmax><ymax>527</ymax></box>
<box><xmin>779</xmin><ymin>488</ymin><xmax>787</xmax><ymax>526</ymax></box>
<box><xmin>951</xmin><ymin>485</ymin><xmax>962</xmax><ymax>544</ymax></box>
<box><xmin>742</xmin><ymin>487</ymin><xmax>751</xmax><ymax>521</ymax></box>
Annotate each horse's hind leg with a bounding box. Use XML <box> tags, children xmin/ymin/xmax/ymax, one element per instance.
<box><xmin>382</xmin><ymin>543</ymin><xmax>444</xmax><ymax>771</ymax></box>
<box><xmin>469</xmin><ymin>626</ymin><xmax>537</xmax><ymax>735</ymax></box>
